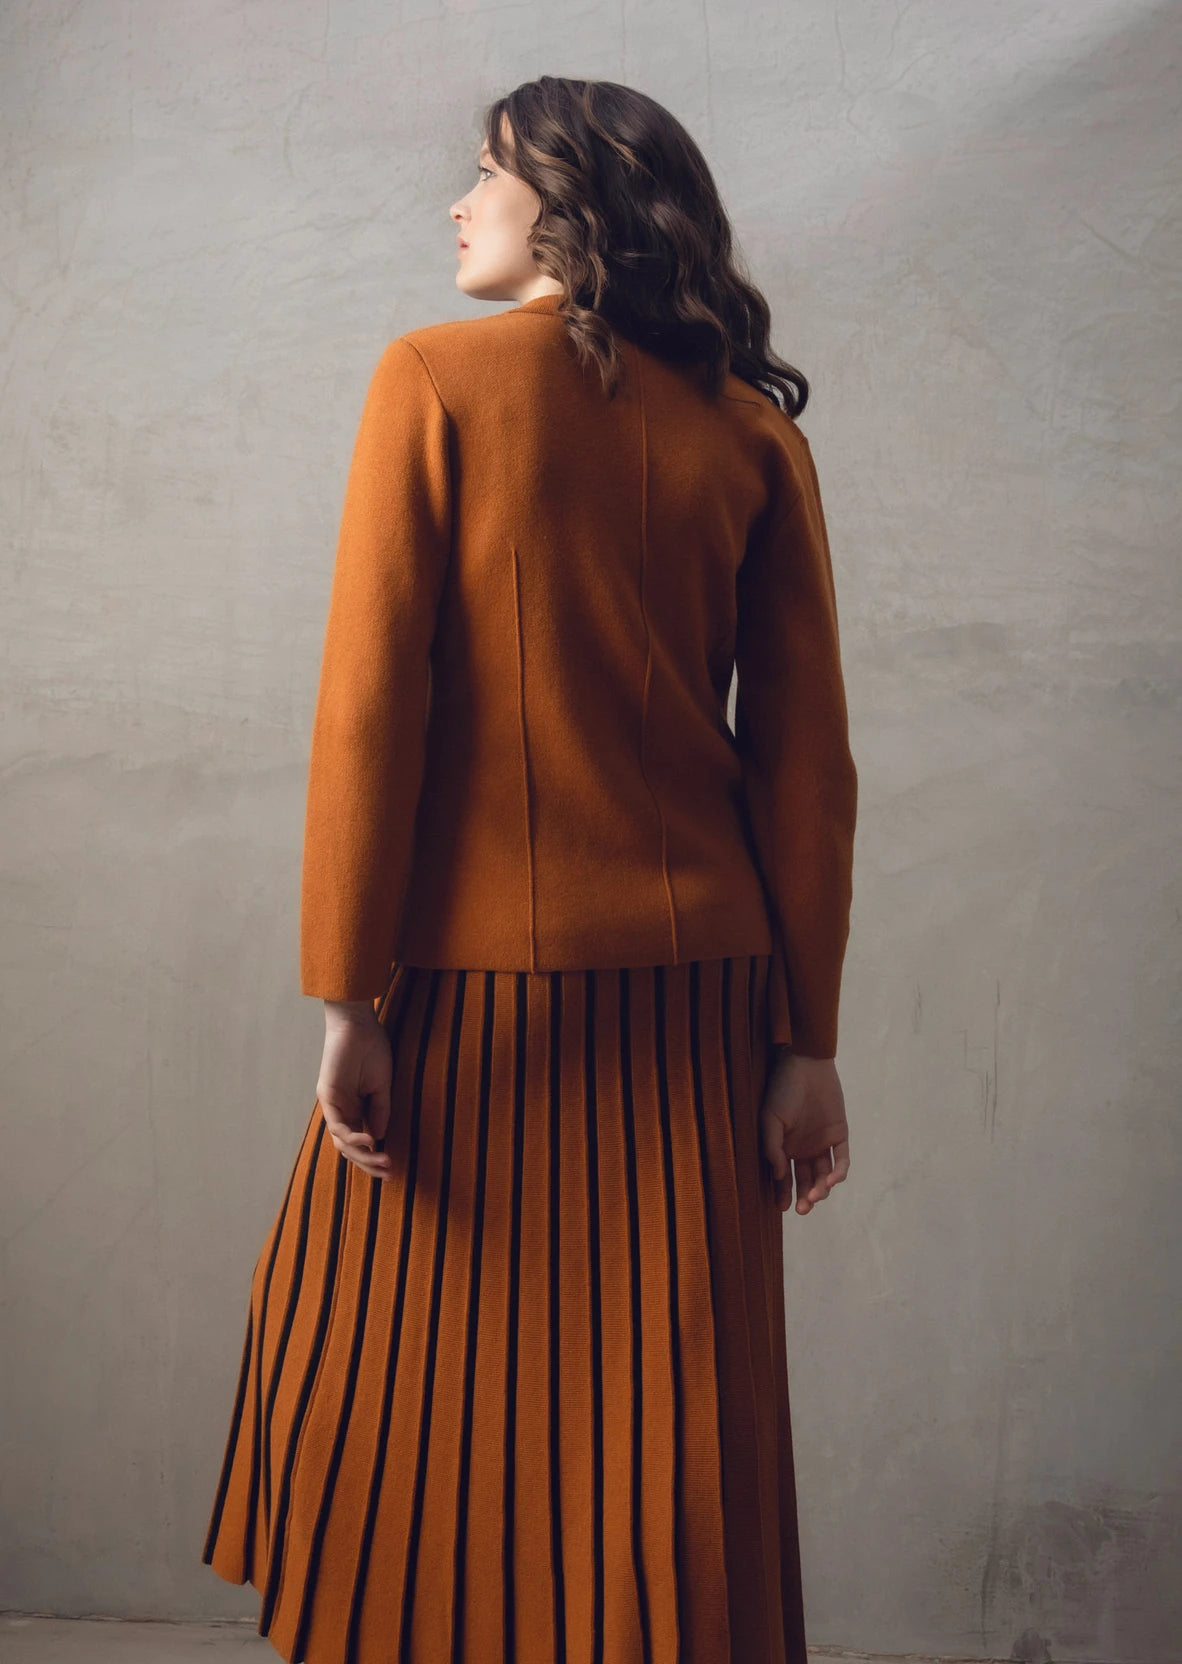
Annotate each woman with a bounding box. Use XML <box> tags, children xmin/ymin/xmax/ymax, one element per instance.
<box><xmin>202</xmin><ymin>75</ymin><xmax>857</xmax><ymax>1664</ymax></box>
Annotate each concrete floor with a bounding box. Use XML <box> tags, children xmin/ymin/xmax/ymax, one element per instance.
<box><xmin>0</xmin><ymin>1618</ymin><xmax>273</xmax><ymax>1660</ymax></box>
<box><xmin>0</xmin><ymin>1615</ymin><xmax>938</xmax><ymax>1662</ymax></box>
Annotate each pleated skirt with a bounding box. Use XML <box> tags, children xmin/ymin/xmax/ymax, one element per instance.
<box><xmin>201</xmin><ymin>953</ymin><xmax>807</xmax><ymax>1664</ymax></box>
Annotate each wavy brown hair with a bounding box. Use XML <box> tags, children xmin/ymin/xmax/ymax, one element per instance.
<box><xmin>481</xmin><ymin>76</ymin><xmax>810</xmax><ymax>416</ymax></box>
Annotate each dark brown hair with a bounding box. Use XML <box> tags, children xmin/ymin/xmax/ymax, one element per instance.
<box><xmin>482</xmin><ymin>76</ymin><xmax>810</xmax><ymax>416</ymax></box>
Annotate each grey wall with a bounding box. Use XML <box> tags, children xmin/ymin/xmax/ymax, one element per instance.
<box><xmin>1</xmin><ymin>3</ymin><xmax>1178</xmax><ymax>1659</ymax></box>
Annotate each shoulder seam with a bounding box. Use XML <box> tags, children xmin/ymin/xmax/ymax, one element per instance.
<box><xmin>389</xmin><ymin>337</ymin><xmax>455</xmax><ymax>567</ymax></box>
<box><xmin>761</xmin><ymin>484</ymin><xmax>807</xmax><ymax>546</ymax></box>
<box><xmin>396</xmin><ymin>336</ymin><xmax>454</xmax><ymax>426</ymax></box>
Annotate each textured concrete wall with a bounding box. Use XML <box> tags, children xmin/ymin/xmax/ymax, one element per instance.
<box><xmin>1</xmin><ymin>3</ymin><xmax>1178</xmax><ymax>1659</ymax></box>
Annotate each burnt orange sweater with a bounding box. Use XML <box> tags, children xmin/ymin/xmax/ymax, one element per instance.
<box><xmin>299</xmin><ymin>291</ymin><xmax>857</xmax><ymax>1058</ymax></box>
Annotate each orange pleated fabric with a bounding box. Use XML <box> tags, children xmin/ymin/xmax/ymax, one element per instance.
<box><xmin>201</xmin><ymin>953</ymin><xmax>807</xmax><ymax>1664</ymax></box>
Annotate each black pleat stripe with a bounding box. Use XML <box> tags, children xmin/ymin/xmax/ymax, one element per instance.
<box><xmin>400</xmin><ymin>968</ymin><xmax>467</xmax><ymax>1660</ymax></box>
<box><xmin>288</xmin><ymin>1158</ymin><xmax>383</xmax><ymax>1661</ymax></box>
<box><xmin>650</xmin><ymin>963</ymin><xmax>685</xmax><ymax>1654</ymax></box>
<box><xmin>582</xmin><ymin>967</ymin><xmax>606</xmax><ymax>1664</ymax></box>
<box><xmin>748</xmin><ymin>955</ymin><xmax>759</xmax><ymax>1066</ymax></box>
<box><xmin>259</xmin><ymin>1127</ymin><xmax>350</xmax><ymax>1634</ymax></box>
<box><xmin>201</xmin><ymin>1109</ymin><xmax>310</xmax><ymax>1577</ymax></box>
<box><xmin>200</xmin><ymin>1299</ymin><xmax>254</xmax><ymax>1565</ymax></box>
<box><xmin>497</xmin><ymin>972</ymin><xmax>528</xmax><ymax>1659</ymax></box>
<box><xmin>258</xmin><ymin>1116</ymin><xmax>329</xmax><ymax>1558</ymax></box>
<box><xmin>686</xmin><ymin>959</ymin><xmax>728</xmax><ymax>1534</ymax></box>
<box><xmin>547</xmin><ymin>968</ymin><xmax>569</xmax><ymax>1663</ymax></box>
<box><xmin>619</xmin><ymin>966</ymin><xmax>655</xmax><ymax>1664</ymax></box>
<box><xmin>720</xmin><ymin>955</ymin><xmax>738</xmax><ymax>1169</ymax></box>
<box><xmin>450</xmin><ymin>969</ymin><xmax>498</xmax><ymax>1664</ymax></box>
<box><xmin>342</xmin><ymin>966</ymin><xmax>440</xmax><ymax>1663</ymax></box>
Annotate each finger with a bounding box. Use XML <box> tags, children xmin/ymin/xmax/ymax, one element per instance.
<box><xmin>367</xmin><ymin>1083</ymin><xmax>392</xmax><ymax>1147</ymax></box>
<box><xmin>760</xmin><ymin>1110</ymin><xmax>788</xmax><ymax>1180</ymax></box>
<box><xmin>793</xmin><ymin>1157</ymin><xmax>814</xmax><ymax>1213</ymax></box>
<box><xmin>827</xmin><ymin>1138</ymin><xmax>851</xmax><ymax>1186</ymax></box>
<box><xmin>319</xmin><ymin>1094</ymin><xmax>366</xmax><ymax>1139</ymax></box>
<box><xmin>345</xmin><ymin>1154</ymin><xmax>394</xmax><ymax>1181</ymax></box>
<box><xmin>319</xmin><ymin>1097</ymin><xmax>379</xmax><ymax>1153</ymax></box>
<box><xmin>329</xmin><ymin>1136</ymin><xmax>393</xmax><ymax>1177</ymax></box>
<box><xmin>806</xmin><ymin>1147</ymin><xmax>834</xmax><ymax>1202</ymax></box>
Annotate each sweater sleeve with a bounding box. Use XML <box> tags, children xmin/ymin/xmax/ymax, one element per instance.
<box><xmin>299</xmin><ymin>337</ymin><xmax>452</xmax><ymax>1000</ymax></box>
<box><xmin>733</xmin><ymin>433</ymin><xmax>858</xmax><ymax>1059</ymax></box>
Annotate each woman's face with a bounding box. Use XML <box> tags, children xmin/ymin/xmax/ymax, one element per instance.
<box><xmin>450</xmin><ymin>123</ymin><xmax>561</xmax><ymax>304</ymax></box>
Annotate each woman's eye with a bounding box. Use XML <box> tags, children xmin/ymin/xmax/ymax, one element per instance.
<box><xmin>478</xmin><ymin>166</ymin><xmax>493</xmax><ymax>180</ymax></box>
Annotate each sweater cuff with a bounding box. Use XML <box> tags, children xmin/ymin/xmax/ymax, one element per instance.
<box><xmin>766</xmin><ymin>938</ymin><xmax>838</xmax><ymax>1060</ymax></box>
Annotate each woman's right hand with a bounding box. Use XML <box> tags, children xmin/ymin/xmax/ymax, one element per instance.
<box><xmin>759</xmin><ymin>1051</ymin><xmax>850</xmax><ymax>1215</ymax></box>
<box><xmin>315</xmin><ymin>1002</ymin><xmax>396</xmax><ymax>1181</ymax></box>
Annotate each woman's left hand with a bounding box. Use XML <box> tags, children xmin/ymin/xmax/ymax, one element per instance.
<box><xmin>315</xmin><ymin>1002</ymin><xmax>395</xmax><ymax>1180</ymax></box>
